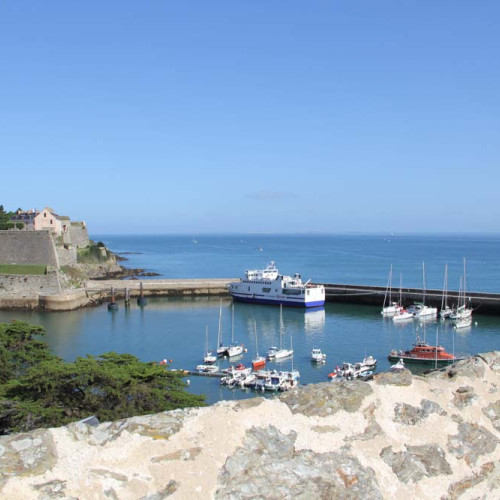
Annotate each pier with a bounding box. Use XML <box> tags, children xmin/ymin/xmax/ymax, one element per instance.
<box><xmin>16</xmin><ymin>278</ymin><xmax>499</xmax><ymax>315</ymax></box>
<box><xmin>321</xmin><ymin>283</ymin><xmax>500</xmax><ymax>316</ymax></box>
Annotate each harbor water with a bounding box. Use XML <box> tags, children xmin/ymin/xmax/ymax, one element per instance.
<box><xmin>1</xmin><ymin>234</ymin><xmax>499</xmax><ymax>405</ymax></box>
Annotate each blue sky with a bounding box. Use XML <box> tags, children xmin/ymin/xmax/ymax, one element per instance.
<box><xmin>1</xmin><ymin>1</ymin><xmax>499</xmax><ymax>234</ymax></box>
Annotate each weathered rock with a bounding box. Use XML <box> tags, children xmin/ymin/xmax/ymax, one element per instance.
<box><xmin>216</xmin><ymin>425</ymin><xmax>382</xmax><ymax>499</ymax></box>
<box><xmin>139</xmin><ymin>480</ymin><xmax>178</xmax><ymax>499</ymax></box>
<box><xmin>0</xmin><ymin>429</ymin><xmax>57</xmax><ymax>484</ymax></box>
<box><xmin>482</xmin><ymin>400</ymin><xmax>500</xmax><ymax>431</ymax></box>
<box><xmin>348</xmin><ymin>402</ymin><xmax>384</xmax><ymax>442</ymax></box>
<box><xmin>447</xmin><ymin>422</ymin><xmax>499</xmax><ymax>465</ymax></box>
<box><xmin>66</xmin><ymin>409</ymin><xmax>190</xmax><ymax>445</ymax></box>
<box><xmin>477</xmin><ymin>351</ymin><xmax>500</xmax><ymax>373</ymax></box>
<box><xmin>452</xmin><ymin>386</ymin><xmax>477</xmax><ymax>409</ymax></box>
<box><xmin>374</xmin><ymin>369</ymin><xmax>412</xmax><ymax>386</ymax></box>
<box><xmin>151</xmin><ymin>447</ymin><xmax>202</xmax><ymax>463</ymax></box>
<box><xmin>380</xmin><ymin>444</ymin><xmax>452</xmax><ymax>483</ymax></box>
<box><xmin>279</xmin><ymin>380</ymin><xmax>373</xmax><ymax>417</ymax></box>
<box><xmin>445</xmin><ymin>461</ymin><xmax>496</xmax><ymax>500</ymax></box>
<box><xmin>428</xmin><ymin>356</ymin><xmax>486</xmax><ymax>380</ymax></box>
<box><xmin>394</xmin><ymin>399</ymin><xmax>447</xmax><ymax>426</ymax></box>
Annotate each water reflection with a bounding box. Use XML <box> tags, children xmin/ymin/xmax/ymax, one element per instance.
<box><xmin>0</xmin><ymin>298</ymin><xmax>499</xmax><ymax>405</ymax></box>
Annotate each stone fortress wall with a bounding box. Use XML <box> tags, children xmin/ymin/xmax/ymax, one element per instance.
<box><xmin>0</xmin><ymin>230</ymin><xmax>60</xmax><ymax>267</ymax></box>
<box><xmin>68</xmin><ymin>222</ymin><xmax>90</xmax><ymax>248</ymax></box>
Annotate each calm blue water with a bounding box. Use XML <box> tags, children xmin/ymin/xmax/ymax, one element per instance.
<box><xmin>1</xmin><ymin>234</ymin><xmax>499</xmax><ymax>405</ymax></box>
<box><xmin>96</xmin><ymin>234</ymin><xmax>500</xmax><ymax>292</ymax></box>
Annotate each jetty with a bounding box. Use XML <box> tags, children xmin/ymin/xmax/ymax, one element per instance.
<box><xmin>85</xmin><ymin>279</ymin><xmax>500</xmax><ymax>316</ymax></box>
<box><xmin>4</xmin><ymin>278</ymin><xmax>500</xmax><ymax>315</ymax></box>
<box><xmin>321</xmin><ymin>282</ymin><xmax>500</xmax><ymax>316</ymax></box>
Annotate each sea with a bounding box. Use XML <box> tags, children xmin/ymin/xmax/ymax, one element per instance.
<box><xmin>1</xmin><ymin>233</ymin><xmax>499</xmax><ymax>405</ymax></box>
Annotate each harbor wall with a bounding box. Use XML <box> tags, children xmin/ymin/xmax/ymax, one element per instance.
<box><xmin>321</xmin><ymin>283</ymin><xmax>500</xmax><ymax>315</ymax></box>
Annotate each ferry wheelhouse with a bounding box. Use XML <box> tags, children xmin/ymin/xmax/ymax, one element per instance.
<box><xmin>227</xmin><ymin>262</ymin><xmax>325</xmax><ymax>308</ymax></box>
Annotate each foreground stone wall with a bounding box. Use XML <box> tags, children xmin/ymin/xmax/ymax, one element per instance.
<box><xmin>1</xmin><ymin>352</ymin><xmax>500</xmax><ymax>499</ymax></box>
<box><xmin>0</xmin><ymin>231</ymin><xmax>59</xmax><ymax>267</ymax></box>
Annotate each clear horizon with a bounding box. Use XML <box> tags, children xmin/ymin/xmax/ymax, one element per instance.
<box><xmin>1</xmin><ymin>1</ymin><xmax>499</xmax><ymax>234</ymax></box>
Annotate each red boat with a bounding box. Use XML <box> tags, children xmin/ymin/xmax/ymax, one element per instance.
<box><xmin>388</xmin><ymin>341</ymin><xmax>465</xmax><ymax>365</ymax></box>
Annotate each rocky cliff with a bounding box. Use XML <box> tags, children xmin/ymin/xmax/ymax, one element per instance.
<box><xmin>1</xmin><ymin>353</ymin><xmax>500</xmax><ymax>499</ymax></box>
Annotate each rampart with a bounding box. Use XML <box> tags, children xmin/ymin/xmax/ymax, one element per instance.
<box><xmin>0</xmin><ymin>230</ymin><xmax>59</xmax><ymax>267</ymax></box>
<box><xmin>69</xmin><ymin>222</ymin><xmax>89</xmax><ymax>248</ymax></box>
<box><xmin>0</xmin><ymin>271</ymin><xmax>62</xmax><ymax>297</ymax></box>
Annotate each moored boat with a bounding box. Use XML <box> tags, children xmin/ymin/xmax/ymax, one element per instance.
<box><xmin>388</xmin><ymin>341</ymin><xmax>465</xmax><ymax>365</ymax></box>
<box><xmin>311</xmin><ymin>348</ymin><xmax>327</xmax><ymax>363</ymax></box>
<box><xmin>390</xmin><ymin>358</ymin><xmax>405</xmax><ymax>371</ymax></box>
<box><xmin>227</xmin><ymin>261</ymin><xmax>325</xmax><ymax>308</ymax></box>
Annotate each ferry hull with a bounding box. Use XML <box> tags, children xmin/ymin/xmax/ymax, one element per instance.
<box><xmin>231</xmin><ymin>294</ymin><xmax>324</xmax><ymax>308</ymax></box>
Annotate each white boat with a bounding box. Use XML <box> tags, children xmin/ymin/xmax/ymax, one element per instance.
<box><xmin>226</xmin><ymin>303</ymin><xmax>244</xmax><ymax>358</ymax></box>
<box><xmin>227</xmin><ymin>261</ymin><xmax>325</xmax><ymax>308</ymax></box>
<box><xmin>359</xmin><ymin>355</ymin><xmax>377</xmax><ymax>370</ymax></box>
<box><xmin>451</xmin><ymin>259</ymin><xmax>473</xmax><ymax>321</ymax></box>
<box><xmin>381</xmin><ymin>265</ymin><xmax>402</xmax><ymax>316</ymax></box>
<box><xmin>202</xmin><ymin>326</ymin><xmax>217</xmax><ymax>365</ymax></box>
<box><xmin>393</xmin><ymin>309</ymin><xmax>414</xmax><ymax>322</ymax></box>
<box><xmin>269</xmin><ymin>305</ymin><xmax>293</xmax><ymax>360</ymax></box>
<box><xmin>392</xmin><ymin>274</ymin><xmax>413</xmax><ymax>322</ymax></box>
<box><xmin>390</xmin><ymin>359</ymin><xmax>405</xmax><ymax>371</ymax></box>
<box><xmin>196</xmin><ymin>364</ymin><xmax>219</xmax><ymax>373</ymax></box>
<box><xmin>439</xmin><ymin>264</ymin><xmax>454</xmax><ymax>319</ymax></box>
<box><xmin>311</xmin><ymin>348</ymin><xmax>327</xmax><ymax>363</ymax></box>
<box><xmin>408</xmin><ymin>263</ymin><xmax>437</xmax><ymax>319</ymax></box>
<box><xmin>407</xmin><ymin>303</ymin><xmax>438</xmax><ymax>319</ymax></box>
<box><xmin>216</xmin><ymin>300</ymin><xmax>229</xmax><ymax>357</ymax></box>
<box><xmin>454</xmin><ymin>316</ymin><xmax>473</xmax><ymax>329</ymax></box>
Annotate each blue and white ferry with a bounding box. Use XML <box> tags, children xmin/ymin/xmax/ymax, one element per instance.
<box><xmin>227</xmin><ymin>262</ymin><xmax>325</xmax><ymax>308</ymax></box>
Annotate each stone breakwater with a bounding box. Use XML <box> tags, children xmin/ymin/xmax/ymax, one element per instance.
<box><xmin>1</xmin><ymin>353</ymin><xmax>500</xmax><ymax>499</ymax></box>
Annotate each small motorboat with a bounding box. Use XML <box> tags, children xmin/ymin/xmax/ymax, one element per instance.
<box><xmin>393</xmin><ymin>309</ymin><xmax>414</xmax><ymax>322</ymax></box>
<box><xmin>390</xmin><ymin>359</ymin><xmax>405</xmax><ymax>371</ymax></box>
<box><xmin>311</xmin><ymin>348</ymin><xmax>327</xmax><ymax>363</ymax></box>
<box><xmin>196</xmin><ymin>364</ymin><xmax>219</xmax><ymax>373</ymax></box>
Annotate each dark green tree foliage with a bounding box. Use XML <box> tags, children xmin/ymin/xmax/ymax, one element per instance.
<box><xmin>0</xmin><ymin>321</ymin><xmax>204</xmax><ymax>434</ymax></box>
<box><xmin>0</xmin><ymin>205</ymin><xmax>16</xmax><ymax>230</ymax></box>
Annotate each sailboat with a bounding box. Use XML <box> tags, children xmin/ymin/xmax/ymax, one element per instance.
<box><xmin>226</xmin><ymin>303</ymin><xmax>244</xmax><ymax>358</ymax></box>
<box><xmin>393</xmin><ymin>273</ymin><xmax>413</xmax><ymax>322</ymax></box>
<box><xmin>440</xmin><ymin>263</ymin><xmax>454</xmax><ymax>319</ymax></box>
<box><xmin>216</xmin><ymin>300</ymin><xmax>229</xmax><ymax>357</ymax></box>
<box><xmin>203</xmin><ymin>326</ymin><xmax>217</xmax><ymax>365</ymax></box>
<box><xmin>451</xmin><ymin>258</ymin><xmax>473</xmax><ymax>322</ymax></box>
<box><xmin>407</xmin><ymin>262</ymin><xmax>437</xmax><ymax>319</ymax></box>
<box><xmin>251</xmin><ymin>320</ymin><xmax>266</xmax><ymax>370</ymax></box>
<box><xmin>268</xmin><ymin>304</ymin><xmax>293</xmax><ymax>360</ymax></box>
<box><xmin>381</xmin><ymin>264</ymin><xmax>402</xmax><ymax>316</ymax></box>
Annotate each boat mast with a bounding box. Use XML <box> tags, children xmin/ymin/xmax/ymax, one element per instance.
<box><xmin>441</xmin><ymin>264</ymin><xmax>448</xmax><ymax>310</ymax></box>
<box><xmin>279</xmin><ymin>304</ymin><xmax>283</xmax><ymax>350</ymax></box>
<box><xmin>422</xmin><ymin>262</ymin><xmax>426</xmax><ymax>306</ymax></box>
<box><xmin>218</xmin><ymin>300</ymin><xmax>223</xmax><ymax>347</ymax></box>
<box><xmin>254</xmin><ymin>320</ymin><xmax>259</xmax><ymax>357</ymax></box>
<box><xmin>231</xmin><ymin>303</ymin><xmax>234</xmax><ymax>344</ymax></box>
<box><xmin>463</xmin><ymin>257</ymin><xmax>467</xmax><ymax>309</ymax></box>
<box><xmin>399</xmin><ymin>273</ymin><xmax>403</xmax><ymax>307</ymax></box>
<box><xmin>383</xmin><ymin>265</ymin><xmax>392</xmax><ymax>308</ymax></box>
